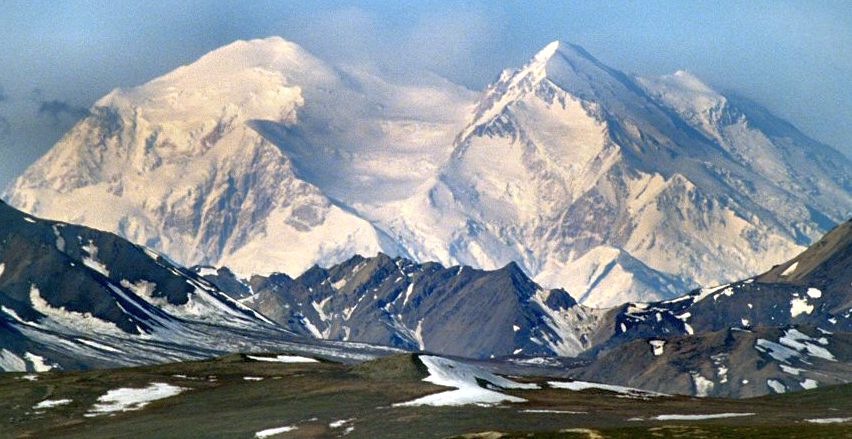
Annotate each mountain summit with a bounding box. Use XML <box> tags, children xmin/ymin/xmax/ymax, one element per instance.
<box><xmin>5</xmin><ymin>38</ymin><xmax>850</xmax><ymax>306</ymax></box>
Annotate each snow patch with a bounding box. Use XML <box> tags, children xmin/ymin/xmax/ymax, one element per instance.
<box><xmin>779</xmin><ymin>328</ymin><xmax>835</xmax><ymax>361</ymax></box>
<box><xmin>653</xmin><ymin>413</ymin><xmax>754</xmax><ymax>421</ymax></box>
<box><xmin>676</xmin><ymin>312</ymin><xmax>694</xmax><ymax>335</ymax></box>
<box><xmin>395</xmin><ymin>355</ymin><xmax>537</xmax><ymax>407</ymax></box>
<box><xmin>329</xmin><ymin>418</ymin><xmax>355</xmax><ymax>428</ymax></box>
<box><xmin>711</xmin><ymin>354</ymin><xmax>728</xmax><ymax>384</ymax></box>
<box><xmin>779</xmin><ymin>364</ymin><xmax>805</xmax><ymax>376</ymax></box>
<box><xmin>312</xmin><ymin>296</ymin><xmax>332</xmax><ymax>324</ymax></box>
<box><xmin>521</xmin><ymin>409</ymin><xmax>586</xmax><ymax>414</ymax></box>
<box><xmin>246</xmin><ymin>354</ymin><xmax>318</xmax><ymax>363</ymax></box>
<box><xmin>413</xmin><ymin>319</ymin><xmax>425</xmax><ymax>351</ymax></box>
<box><xmin>29</xmin><ymin>285</ymin><xmax>126</xmax><ymax>336</ymax></box>
<box><xmin>0</xmin><ymin>349</ymin><xmax>26</xmax><ymax>372</ymax></box>
<box><xmin>800</xmin><ymin>379</ymin><xmax>818</xmax><ymax>390</ymax></box>
<box><xmin>767</xmin><ymin>379</ymin><xmax>786</xmax><ymax>394</ymax></box>
<box><xmin>690</xmin><ymin>371</ymin><xmax>714</xmax><ymax>397</ymax></box>
<box><xmin>2</xmin><ymin>305</ymin><xmax>31</xmax><ymax>324</ymax></box>
<box><xmin>196</xmin><ymin>267</ymin><xmax>219</xmax><ymax>277</ymax></box>
<box><xmin>806</xmin><ymin>288</ymin><xmax>822</xmax><ymax>299</ymax></box>
<box><xmin>24</xmin><ymin>352</ymin><xmax>56</xmax><ymax>372</ymax></box>
<box><xmin>790</xmin><ymin>297</ymin><xmax>813</xmax><ymax>317</ymax></box>
<box><xmin>34</xmin><ymin>399</ymin><xmax>72</xmax><ymax>409</ymax></box>
<box><xmin>402</xmin><ymin>282</ymin><xmax>416</xmax><ymax>307</ymax></box>
<box><xmin>86</xmin><ymin>383</ymin><xmax>187</xmax><ymax>416</ymax></box>
<box><xmin>76</xmin><ymin>338</ymin><xmax>124</xmax><ymax>353</ymax></box>
<box><xmin>649</xmin><ymin>340</ymin><xmax>665</xmax><ymax>356</ymax></box>
<box><xmin>300</xmin><ymin>315</ymin><xmax>323</xmax><ymax>338</ymax></box>
<box><xmin>548</xmin><ymin>380</ymin><xmax>664</xmax><ymax>398</ymax></box>
<box><xmin>81</xmin><ymin>241</ymin><xmax>110</xmax><ymax>277</ymax></box>
<box><xmin>255</xmin><ymin>425</ymin><xmax>298</xmax><ymax>438</ymax></box>
<box><xmin>806</xmin><ymin>417</ymin><xmax>852</xmax><ymax>424</ymax></box>
<box><xmin>329</xmin><ymin>418</ymin><xmax>356</xmax><ymax>434</ymax></box>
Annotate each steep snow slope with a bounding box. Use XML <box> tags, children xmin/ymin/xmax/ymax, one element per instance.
<box><xmin>375</xmin><ymin>41</ymin><xmax>849</xmax><ymax>306</ymax></box>
<box><xmin>4</xmin><ymin>37</ymin><xmax>471</xmax><ymax>277</ymax></box>
<box><xmin>0</xmin><ymin>200</ymin><xmax>399</xmax><ymax>372</ymax></box>
<box><xmin>6</xmin><ymin>38</ymin><xmax>850</xmax><ymax>306</ymax></box>
<box><xmin>638</xmin><ymin>71</ymin><xmax>851</xmax><ymax>228</ymax></box>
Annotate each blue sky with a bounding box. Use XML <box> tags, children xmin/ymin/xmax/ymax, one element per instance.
<box><xmin>0</xmin><ymin>0</ymin><xmax>849</xmax><ymax>187</ymax></box>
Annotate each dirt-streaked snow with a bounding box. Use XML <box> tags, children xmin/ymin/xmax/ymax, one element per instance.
<box><xmin>548</xmin><ymin>380</ymin><xmax>664</xmax><ymax>398</ymax></box>
<box><xmin>394</xmin><ymin>355</ymin><xmax>537</xmax><ymax>407</ymax></box>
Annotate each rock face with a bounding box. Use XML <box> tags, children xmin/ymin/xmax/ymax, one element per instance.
<box><xmin>593</xmin><ymin>219</ymin><xmax>852</xmax><ymax>355</ymax></box>
<box><xmin>1</xmin><ymin>195</ymin><xmax>849</xmax><ymax>398</ymax></box>
<box><xmin>6</xmin><ymin>37</ymin><xmax>851</xmax><ymax>306</ymax></box>
<box><xmin>577</xmin><ymin>327</ymin><xmax>852</xmax><ymax>398</ymax></box>
<box><xmin>202</xmin><ymin>255</ymin><xmax>605</xmax><ymax>359</ymax></box>
<box><xmin>201</xmin><ymin>219</ymin><xmax>852</xmax><ymax>397</ymax></box>
<box><xmin>0</xmin><ymin>201</ymin><xmax>397</xmax><ymax>372</ymax></box>
<box><xmin>573</xmin><ymin>219</ymin><xmax>852</xmax><ymax>398</ymax></box>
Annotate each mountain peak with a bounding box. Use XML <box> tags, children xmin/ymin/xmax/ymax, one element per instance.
<box><xmin>91</xmin><ymin>35</ymin><xmax>331</xmax><ymax>131</ymax></box>
<box><xmin>463</xmin><ymin>40</ymin><xmax>607</xmax><ymax>136</ymax></box>
<box><xmin>503</xmin><ymin>40</ymin><xmax>625</xmax><ymax>104</ymax></box>
<box><xmin>531</xmin><ymin>40</ymin><xmax>563</xmax><ymax>63</ymax></box>
<box><xmin>173</xmin><ymin>36</ymin><xmax>325</xmax><ymax>79</ymax></box>
<box><xmin>525</xmin><ymin>40</ymin><xmax>600</xmax><ymax>77</ymax></box>
<box><xmin>635</xmin><ymin>69</ymin><xmax>727</xmax><ymax>121</ymax></box>
<box><xmin>211</xmin><ymin>36</ymin><xmax>309</xmax><ymax>60</ymax></box>
<box><xmin>662</xmin><ymin>70</ymin><xmax>716</xmax><ymax>95</ymax></box>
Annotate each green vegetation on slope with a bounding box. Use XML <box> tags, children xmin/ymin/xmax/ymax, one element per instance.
<box><xmin>1</xmin><ymin>354</ymin><xmax>849</xmax><ymax>438</ymax></box>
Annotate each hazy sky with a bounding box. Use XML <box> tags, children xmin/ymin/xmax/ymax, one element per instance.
<box><xmin>0</xmin><ymin>0</ymin><xmax>849</xmax><ymax>188</ymax></box>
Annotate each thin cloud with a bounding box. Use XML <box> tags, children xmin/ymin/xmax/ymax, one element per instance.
<box><xmin>274</xmin><ymin>5</ymin><xmax>505</xmax><ymax>88</ymax></box>
<box><xmin>0</xmin><ymin>116</ymin><xmax>10</xmax><ymax>138</ymax></box>
<box><xmin>0</xmin><ymin>85</ymin><xmax>7</xmax><ymax>103</ymax></box>
<box><xmin>36</xmin><ymin>99</ymin><xmax>89</xmax><ymax>125</ymax></box>
<box><xmin>402</xmin><ymin>6</ymin><xmax>504</xmax><ymax>82</ymax></box>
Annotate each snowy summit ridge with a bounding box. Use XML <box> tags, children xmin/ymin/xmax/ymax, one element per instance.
<box><xmin>6</xmin><ymin>37</ymin><xmax>851</xmax><ymax>307</ymax></box>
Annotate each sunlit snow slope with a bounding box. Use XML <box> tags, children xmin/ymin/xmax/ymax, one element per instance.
<box><xmin>6</xmin><ymin>38</ymin><xmax>850</xmax><ymax>306</ymax></box>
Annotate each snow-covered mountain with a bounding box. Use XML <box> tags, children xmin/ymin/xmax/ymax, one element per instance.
<box><xmin>195</xmin><ymin>218</ymin><xmax>852</xmax><ymax>397</ymax></box>
<box><xmin>0</xmin><ymin>200</ymin><xmax>399</xmax><ymax>372</ymax></box>
<box><xmin>200</xmin><ymin>255</ymin><xmax>605</xmax><ymax>359</ymax></box>
<box><xmin>2</xmin><ymin>196</ymin><xmax>849</xmax><ymax>398</ymax></box>
<box><xmin>202</xmin><ymin>218</ymin><xmax>851</xmax><ymax>357</ymax></box>
<box><xmin>4</xmin><ymin>37</ymin><xmax>472</xmax><ymax>278</ymax></box>
<box><xmin>381</xmin><ymin>41</ymin><xmax>850</xmax><ymax>306</ymax></box>
<box><xmin>6</xmin><ymin>38</ymin><xmax>850</xmax><ymax>306</ymax></box>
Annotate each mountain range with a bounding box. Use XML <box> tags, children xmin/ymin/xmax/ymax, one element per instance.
<box><xmin>2</xmin><ymin>198</ymin><xmax>848</xmax><ymax>398</ymax></box>
<box><xmin>6</xmin><ymin>37</ymin><xmax>850</xmax><ymax>307</ymax></box>
<box><xmin>0</xmin><ymin>200</ymin><xmax>399</xmax><ymax>373</ymax></box>
<box><xmin>1</xmin><ymin>36</ymin><xmax>850</xmax><ymax>401</ymax></box>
